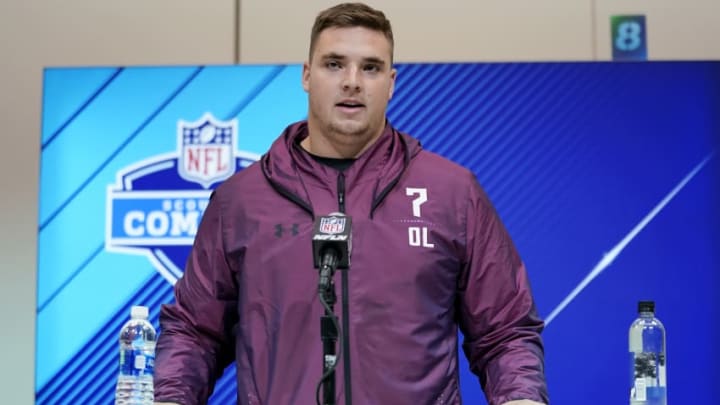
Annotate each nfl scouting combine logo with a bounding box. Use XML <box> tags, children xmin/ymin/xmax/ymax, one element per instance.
<box><xmin>105</xmin><ymin>113</ymin><xmax>258</xmax><ymax>284</ymax></box>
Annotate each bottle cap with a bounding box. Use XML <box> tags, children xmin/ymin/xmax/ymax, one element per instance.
<box><xmin>130</xmin><ymin>305</ymin><xmax>149</xmax><ymax>319</ymax></box>
<box><xmin>638</xmin><ymin>300</ymin><xmax>655</xmax><ymax>313</ymax></box>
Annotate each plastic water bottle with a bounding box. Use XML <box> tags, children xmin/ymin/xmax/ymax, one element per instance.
<box><xmin>629</xmin><ymin>300</ymin><xmax>666</xmax><ymax>405</ymax></box>
<box><xmin>115</xmin><ymin>305</ymin><xmax>156</xmax><ymax>405</ymax></box>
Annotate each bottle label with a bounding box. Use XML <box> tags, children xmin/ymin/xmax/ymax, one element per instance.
<box><xmin>634</xmin><ymin>377</ymin><xmax>647</xmax><ymax>401</ymax></box>
<box><xmin>632</xmin><ymin>352</ymin><xmax>659</xmax><ymax>379</ymax></box>
<box><xmin>120</xmin><ymin>348</ymin><xmax>155</xmax><ymax>376</ymax></box>
<box><xmin>630</xmin><ymin>350</ymin><xmax>666</xmax><ymax>402</ymax></box>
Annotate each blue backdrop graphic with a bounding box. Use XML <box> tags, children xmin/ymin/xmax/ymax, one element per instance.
<box><xmin>37</xmin><ymin>62</ymin><xmax>720</xmax><ymax>404</ymax></box>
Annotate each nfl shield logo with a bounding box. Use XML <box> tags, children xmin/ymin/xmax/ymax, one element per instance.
<box><xmin>320</xmin><ymin>216</ymin><xmax>346</xmax><ymax>234</ymax></box>
<box><xmin>177</xmin><ymin>113</ymin><xmax>237</xmax><ymax>188</ymax></box>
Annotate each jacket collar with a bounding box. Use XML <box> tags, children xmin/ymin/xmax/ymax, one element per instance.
<box><xmin>261</xmin><ymin>120</ymin><xmax>422</xmax><ymax>217</ymax></box>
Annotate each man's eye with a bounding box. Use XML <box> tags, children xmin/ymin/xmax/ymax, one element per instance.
<box><xmin>326</xmin><ymin>61</ymin><xmax>341</xmax><ymax>69</ymax></box>
<box><xmin>364</xmin><ymin>65</ymin><xmax>380</xmax><ymax>72</ymax></box>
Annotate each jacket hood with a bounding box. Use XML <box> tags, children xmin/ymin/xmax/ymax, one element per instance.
<box><xmin>261</xmin><ymin>120</ymin><xmax>422</xmax><ymax>217</ymax></box>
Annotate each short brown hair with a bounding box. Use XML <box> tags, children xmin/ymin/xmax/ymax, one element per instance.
<box><xmin>309</xmin><ymin>2</ymin><xmax>394</xmax><ymax>62</ymax></box>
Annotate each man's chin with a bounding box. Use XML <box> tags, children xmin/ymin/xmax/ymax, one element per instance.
<box><xmin>329</xmin><ymin>122</ymin><xmax>370</xmax><ymax>138</ymax></box>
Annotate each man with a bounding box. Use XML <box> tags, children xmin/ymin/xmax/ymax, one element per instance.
<box><xmin>154</xmin><ymin>3</ymin><xmax>548</xmax><ymax>405</ymax></box>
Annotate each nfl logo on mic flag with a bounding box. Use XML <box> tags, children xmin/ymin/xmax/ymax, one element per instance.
<box><xmin>320</xmin><ymin>216</ymin><xmax>346</xmax><ymax>234</ymax></box>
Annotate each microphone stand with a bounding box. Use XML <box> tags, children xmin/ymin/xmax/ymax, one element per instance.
<box><xmin>340</xmin><ymin>267</ymin><xmax>352</xmax><ymax>405</ymax></box>
<box><xmin>319</xmin><ymin>259</ymin><xmax>339</xmax><ymax>405</ymax></box>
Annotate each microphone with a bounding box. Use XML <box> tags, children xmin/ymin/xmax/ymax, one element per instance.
<box><xmin>312</xmin><ymin>213</ymin><xmax>352</xmax><ymax>289</ymax></box>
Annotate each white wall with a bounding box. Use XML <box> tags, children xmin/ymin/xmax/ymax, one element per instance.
<box><xmin>1</xmin><ymin>0</ymin><xmax>718</xmax><ymax>403</ymax></box>
<box><xmin>0</xmin><ymin>1</ymin><xmax>235</xmax><ymax>402</ymax></box>
<box><xmin>240</xmin><ymin>0</ymin><xmax>594</xmax><ymax>63</ymax></box>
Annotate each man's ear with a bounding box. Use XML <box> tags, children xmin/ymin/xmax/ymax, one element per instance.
<box><xmin>388</xmin><ymin>67</ymin><xmax>397</xmax><ymax>99</ymax></box>
<box><xmin>302</xmin><ymin>61</ymin><xmax>311</xmax><ymax>92</ymax></box>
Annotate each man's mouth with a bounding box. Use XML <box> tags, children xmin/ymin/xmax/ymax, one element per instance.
<box><xmin>336</xmin><ymin>101</ymin><xmax>365</xmax><ymax>109</ymax></box>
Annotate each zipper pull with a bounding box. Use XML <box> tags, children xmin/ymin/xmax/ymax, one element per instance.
<box><xmin>337</xmin><ymin>172</ymin><xmax>346</xmax><ymax>213</ymax></box>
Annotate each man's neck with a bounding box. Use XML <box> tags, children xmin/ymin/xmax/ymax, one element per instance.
<box><xmin>301</xmin><ymin>122</ymin><xmax>385</xmax><ymax>158</ymax></box>
<box><xmin>303</xmin><ymin>150</ymin><xmax>356</xmax><ymax>172</ymax></box>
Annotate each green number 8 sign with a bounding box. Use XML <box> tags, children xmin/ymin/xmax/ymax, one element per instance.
<box><xmin>616</xmin><ymin>21</ymin><xmax>642</xmax><ymax>52</ymax></box>
<box><xmin>611</xmin><ymin>15</ymin><xmax>647</xmax><ymax>61</ymax></box>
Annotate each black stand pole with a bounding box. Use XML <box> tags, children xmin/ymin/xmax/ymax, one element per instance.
<box><xmin>341</xmin><ymin>270</ymin><xmax>352</xmax><ymax>405</ymax></box>
<box><xmin>320</xmin><ymin>278</ymin><xmax>338</xmax><ymax>405</ymax></box>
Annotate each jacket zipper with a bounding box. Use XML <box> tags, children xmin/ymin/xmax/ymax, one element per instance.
<box><xmin>337</xmin><ymin>169</ymin><xmax>351</xmax><ymax>405</ymax></box>
<box><xmin>337</xmin><ymin>171</ymin><xmax>346</xmax><ymax>213</ymax></box>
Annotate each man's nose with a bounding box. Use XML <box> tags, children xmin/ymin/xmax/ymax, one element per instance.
<box><xmin>342</xmin><ymin>66</ymin><xmax>361</xmax><ymax>91</ymax></box>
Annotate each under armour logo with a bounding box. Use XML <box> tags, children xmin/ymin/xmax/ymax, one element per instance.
<box><xmin>275</xmin><ymin>224</ymin><xmax>299</xmax><ymax>238</ymax></box>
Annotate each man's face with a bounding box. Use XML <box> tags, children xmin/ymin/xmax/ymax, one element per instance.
<box><xmin>302</xmin><ymin>26</ymin><xmax>396</xmax><ymax>152</ymax></box>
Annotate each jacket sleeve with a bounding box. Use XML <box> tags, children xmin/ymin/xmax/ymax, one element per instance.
<box><xmin>154</xmin><ymin>191</ymin><xmax>239</xmax><ymax>405</ymax></box>
<box><xmin>457</xmin><ymin>177</ymin><xmax>549</xmax><ymax>405</ymax></box>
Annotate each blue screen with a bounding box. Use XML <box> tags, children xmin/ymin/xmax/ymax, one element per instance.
<box><xmin>37</xmin><ymin>61</ymin><xmax>720</xmax><ymax>404</ymax></box>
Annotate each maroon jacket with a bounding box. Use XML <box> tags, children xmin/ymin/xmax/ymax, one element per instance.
<box><xmin>154</xmin><ymin>121</ymin><xmax>548</xmax><ymax>405</ymax></box>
